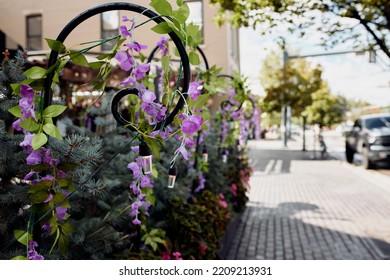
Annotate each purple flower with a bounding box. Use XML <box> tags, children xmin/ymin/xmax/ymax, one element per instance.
<box><xmin>57</xmin><ymin>170</ymin><xmax>67</xmax><ymax>179</ymax></box>
<box><xmin>188</xmin><ymin>81</ymin><xmax>203</xmax><ymax>100</ymax></box>
<box><xmin>181</xmin><ymin>115</ymin><xmax>203</xmax><ymax>135</ymax></box>
<box><xmin>174</xmin><ymin>145</ymin><xmax>189</xmax><ymax>160</ymax></box>
<box><xmin>140</xmin><ymin>102</ymin><xmax>157</xmax><ymax>116</ymax></box>
<box><xmin>195</xmin><ymin>172</ymin><xmax>206</xmax><ymax>193</ymax></box>
<box><xmin>131</xmin><ymin>145</ymin><xmax>140</xmax><ymax>154</ymax></box>
<box><xmin>56</xmin><ymin>206</ymin><xmax>67</xmax><ymax>221</ymax></box>
<box><xmin>12</xmin><ymin>118</ymin><xmax>22</xmax><ymax>131</ymax></box>
<box><xmin>20</xmin><ymin>133</ymin><xmax>34</xmax><ymax>148</ymax></box>
<box><xmin>140</xmin><ymin>176</ymin><xmax>151</xmax><ymax>188</ymax></box>
<box><xmin>231</xmin><ymin>111</ymin><xmax>240</xmax><ymax>120</ymax></box>
<box><xmin>184</xmin><ymin>137</ymin><xmax>195</xmax><ymax>147</ymax></box>
<box><xmin>141</xmin><ymin>90</ymin><xmax>156</xmax><ymax>103</ymax></box>
<box><xmin>133</xmin><ymin>63</ymin><xmax>150</xmax><ymax>80</ymax></box>
<box><xmin>26</xmin><ymin>150</ymin><xmax>42</xmax><ymax>165</ymax></box>
<box><xmin>19</xmin><ymin>97</ymin><xmax>33</xmax><ymax>111</ymax></box>
<box><xmin>122</xmin><ymin>16</ymin><xmax>132</xmax><ymax>22</ymax></box>
<box><xmin>125</xmin><ymin>42</ymin><xmax>147</xmax><ymax>52</ymax></box>
<box><xmin>157</xmin><ymin>36</ymin><xmax>169</xmax><ymax>56</ymax></box>
<box><xmin>132</xmin><ymin>218</ymin><xmax>141</xmax><ymax>225</ymax></box>
<box><xmin>127</xmin><ymin>162</ymin><xmax>141</xmax><ymax>178</ymax></box>
<box><xmin>42</xmin><ymin>222</ymin><xmax>52</xmax><ymax>233</ymax></box>
<box><xmin>28</xmin><ymin>241</ymin><xmax>44</xmax><ymax>260</ymax></box>
<box><xmin>119</xmin><ymin>25</ymin><xmax>132</xmax><ymax>37</ymax></box>
<box><xmin>20</xmin><ymin>84</ymin><xmax>35</xmax><ymax>99</ymax></box>
<box><xmin>24</xmin><ymin>170</ymin><xmax>38</xmax><ymax>180</ymax></box>
<box><xmin>115</xmin><ymin>50</ymin><xmax>134</xmax><ymax>71</ymax></box>
<box><xmin>120</xmin><ymin>76</ymin><xmax>137</xmax><ymax>87</ymax></box>
<box><xmin>42</xmin><ymin>148</ymin><xmax>53</xmax><ymax>165</ymax></box>
<box><xmin>40</xmin><ymin>175</ymin><xmax>54</xmax><ymax>182</ymax></box>
<box><xmin>130</xmin><ymin>183</ymin><xmax>140</xmax><ymax>195</ymax></box>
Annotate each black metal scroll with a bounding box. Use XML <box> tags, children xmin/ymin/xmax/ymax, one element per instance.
<box><xmin>43</xmin><ymin>2</ymin><xmax>190</xmax><ymax>130</ymax></box>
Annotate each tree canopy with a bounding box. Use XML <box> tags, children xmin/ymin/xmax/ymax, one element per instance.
<box><xmin>259</xmin><ymin>49</ymin><xmax>345</xmax><ymax>127</ymax></box>
<box><xmin>210</xmin><ymin>0</ymin><xmax>390</xmax><ymax>59</ymax></box>
<box><xmin>260</xmin><ymin>50</ymin><xmax>323</xmax><ymax>116</ymax></box>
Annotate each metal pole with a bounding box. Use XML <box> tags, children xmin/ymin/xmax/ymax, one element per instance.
<box><xmin>282</xmin><ymin>49</ymin><xmax>288</xmax><ymax>147</ymax></box>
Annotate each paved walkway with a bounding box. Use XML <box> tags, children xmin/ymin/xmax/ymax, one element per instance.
<box><xmin>224</xmin><ymin>138</ymin><xmax>390</xmax><ymax>260</ymax></box>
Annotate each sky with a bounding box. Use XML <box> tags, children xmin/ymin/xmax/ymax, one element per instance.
<box><xmin>239</xmin><ymin>27</ymin><xmax>390</xmax><ymax>107</ymax></box>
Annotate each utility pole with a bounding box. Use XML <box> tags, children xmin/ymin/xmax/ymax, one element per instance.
<box><xmin>281</xmin><ymin>49</ymin><xmax>289</xmax><ymax>148</ymax></box>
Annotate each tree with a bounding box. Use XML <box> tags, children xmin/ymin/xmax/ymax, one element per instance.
<box><xmin>303</xmin><ymin>82</ymin><xmax>346</xmax><ymax>127</ymax></box>
<box><xmin>210</xmin><ymin>0</ymin><xmax>390</xmax><ymax>59</ymax></box>
<box><xmin>260</xmin><ymin>49</ymin><xmax>324</xmax><ymax>117</ymax></box>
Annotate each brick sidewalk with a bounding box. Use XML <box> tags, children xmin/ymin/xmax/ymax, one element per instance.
<box><xmin>224</xmin><ymin>139</ymin><xmax>390</xmax><ymax>260</ymax></box>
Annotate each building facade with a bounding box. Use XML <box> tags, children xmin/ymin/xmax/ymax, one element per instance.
<box><xmin>0</xmin><ymin>0</ymin><xmax>240</xmax><ymax>74</ymax></box>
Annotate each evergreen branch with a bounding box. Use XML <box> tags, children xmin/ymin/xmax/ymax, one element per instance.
<box><xmin>6</xmin><ymin>134</ymin><xmax>138</xmax><ymax>252</ymax></box>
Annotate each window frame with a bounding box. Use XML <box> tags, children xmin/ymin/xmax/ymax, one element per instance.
<box><xmin>26</xmin><ymin>14</ymin><xmax>42</xmax><ymax>51</ymax></box>
<box><xmin>100</xmin><ymin>11</ymin><xmax>119</xmax><ymax>51</ymax></box>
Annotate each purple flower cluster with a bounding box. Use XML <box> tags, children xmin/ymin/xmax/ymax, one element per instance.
<box><xmin>28</xmin><ymin>241</ymin><xmax>44</xmax><ymax>260</ymax></box>
<box><xmin>127</xmin><ymin>151</ymin><xmax>153</xmax><ymax>225</ymax></box>
<box><xmin>13</xmin><ymin>84</ymin><xmax>70</xmax><ymax>231</ymax></box>
<box><xmin>12</xmin><ymin>85</ymin><xmax>37</xmax><ymax>132</ymax></box>
<box><xmin>156</xmin><ymin>36</ymin><xmax>169</xmax><ymax>56</ymax></box>
<box><xmin>116</xmin><ymin>17</ymin><xmax>168</xmax><ymax>126</ymax></box>
<box><xmin>194</xmin><ymin>172</ymin><xmax>206</xmax><ymax>193</ymax></box>
<box><xmin>188</xmin><ymin>81</ymin><xmax>203</xmax><ymax>101</ymax></box>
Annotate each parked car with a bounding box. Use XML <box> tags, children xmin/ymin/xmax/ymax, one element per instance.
<box><xmin>345</xmin><ymin>113</ymin><xmax>390</xmax><ymax>169</ymax></box>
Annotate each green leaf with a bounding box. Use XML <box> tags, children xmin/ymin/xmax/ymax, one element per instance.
<box><xmin>96</xmin><ymin>53</ymin><xmax>111</xmax><ymax>60</ymax></box>
<box><xmin>8</xmin><ymin>105</ymin><xmax>22</xmax><ymax>118</ymax></box>
<box><xmin>32</xmin><ymin>132</ymin><xmax>48</xmax><ymax>150</ymax></box>
<box><xmin>144</xmin><ymin>187</ymin><xmax>155</xmax><ymax>206</ymax></box>
<box><xmin>43</xmin><ymin>105</ymin><xmax>67</xmax><ymax>118</ymax></box>
<box><xmin>192</xmin><ymin>94</ymin><xmax>210</xmax><ymax>110</ymax></box>
<box><xmin>60</xmin><ymin>222</ymin><xmax>73</xmax><ymax>236</ymax></box>
<box><xmin>28</xmin><ymin>180</ymin><xmax>52</xmax><ymax>193</ymax></box>
<box><xmin>150</xmin><ymin>0</ymin><xmax>172</xmax><ymax>15</ymax></box>
<box><xmin>14</xmin><ymin>230</ymin><xmax>31</xmax><ymax>246</ymax></box>
<box><xmin>11</xmin><ymin>255</ymin><xmax>28</xmax><ymax>260</ymax></box>
<box><xmin>29</xmin><ymin>191</ymin><xmax>50</xmax><ymax>204</ymax></box>
<box><xmin>189</xmin><ymin>51</ymin><xmax>200</xmax><ymax>65</ymax></box>
<box><xmin>23</xmin><ymin>66</ymin><xmax>47</xmax><ymax>79</ymax></box>
<box><xmin>30</xmin><ymin>163</ymin><xmax>51</xmax><ymax>172</ymax></box>
<box><xmin>19</xmin><ymin>118</ymin><xmax>40</xmax><ymax>132</ymax></box>
<box><xmin>45</xmin><ymin>38</ymin><xmax>66</xmax><ymax>52</ymax></box>
<box><xmin>176</xmin><ymin>3</ymin><xmax>190</xmax><ymax>23</ymax></box>
<box><xmin>70</xmin><ymin>52</ymin><xmax>89</xmax><ymax>67</ymax></box>
<box><xmin>150</xmin><ymin>241</ymin><xmax>158</xmax><ymax>251</ymax></box>
<box><xmin>161</xmin><ymin>55</ymin><xmax>171</xmax><ymax>75</ymax></box>
<box><xmin>58</xmin><ymin>234</ymin><xmax>69</xmax><ymax>256</ymax></box>
<box><xmin>153</xmin><ymin>237</ymin><xmax>165</xmax><ymax>244</ymax></box>
<box><xmin>43</xmin><ymin>123</ymin><xmax>63</xmax><ymax>139</ymax></box>
<box><xmin>151</xmin><ymin>22</ymin><xmax>172</xmax><ymax>34</ymax></box>
<box><xmin>152</xmin><ymin>165</ymin><xmax>158</xmax><ymax>178</ymax></box>
<box><xmin>57</xmin><ymin>162</ymin><xmax>78</xmax><ymax>171</ymax></box>
<box><xmin>89</xmin><ymin>61</ymin><xmax>105</xmax><ymax>70</ymax></box>
<box><xmin>57</xmin><ymin>178</ymin><xmax>70</xmax><ymax>188</ymax></box>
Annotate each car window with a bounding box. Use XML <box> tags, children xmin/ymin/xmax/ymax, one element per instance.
<box><xmin>365</xmin><ymin>116</ymin><xmax>390</xmax><ymax>129</ymax></box>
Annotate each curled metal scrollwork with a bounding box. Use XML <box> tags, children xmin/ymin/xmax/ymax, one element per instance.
<box><xmin>43</xmin><ymin>2</ymin><xmax>191</xmax><ymax>131</ymax></box>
